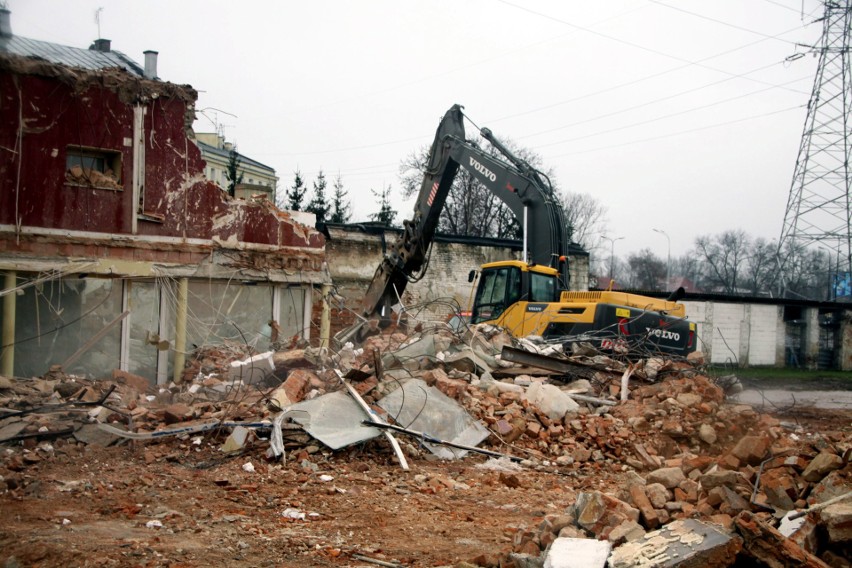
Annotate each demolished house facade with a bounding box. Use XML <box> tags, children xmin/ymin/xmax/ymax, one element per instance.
<box><xmin>0</xmin><ymin>14</ymin><xmax>328</xmax><ymax>385</ymax></box>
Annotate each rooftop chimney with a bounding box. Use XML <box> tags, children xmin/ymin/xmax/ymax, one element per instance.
<box><xmin>0</xmin><ymin>9</ymin><xmax>12</xmax><ymax>38</ymax></box>
<box><xmin>143</xmin><ymin>50</ymin><xmax>158</xmax><ymax>79</ymax></box>
<box><xmin>90</xmin><ymin>38</ymin><xmax>111</xmax><ymax>52</ymax></box>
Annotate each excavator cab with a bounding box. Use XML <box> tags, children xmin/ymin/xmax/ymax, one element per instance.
<box><xmin>471</xmin><ymin>261</ymin><xmax>559</xmax><ymax>333</ymax></box>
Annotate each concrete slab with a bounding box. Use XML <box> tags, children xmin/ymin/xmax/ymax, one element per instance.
<box><xmin>609</xmin><ymin>519</ymin><xmax>741</xmax><ymax>568</ymax></box>
<box><xmin>544</xmin><ymin>537</ymin><xmax>611</xmax><ymax>568</ymax></box>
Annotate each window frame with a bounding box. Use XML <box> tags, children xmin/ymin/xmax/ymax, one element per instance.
<box><xmin>65</xmin><ymin>145</ymin><xmax>124</xmax><ymax>191</ymax></box>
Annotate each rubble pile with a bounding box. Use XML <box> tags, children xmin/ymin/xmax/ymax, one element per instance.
<box><xmin>0</xmin><ymin>322</ymin><xmax>850</xmax><ymax>567</ymax></box>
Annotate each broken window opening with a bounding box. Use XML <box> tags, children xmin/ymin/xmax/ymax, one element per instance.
<box><xmin>65</xmin><ymin>146</ymin><xmax>123</xmax><ymax>190</ymax></box>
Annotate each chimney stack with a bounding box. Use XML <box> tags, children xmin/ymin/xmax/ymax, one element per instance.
<box><xmin>0</xmin><ymin>9</ymin><xmax>12</xmax><ymax>38</ymax></box>
<box><xmin>90</xmin><ymin>38</ymin><xmax>111</xmax><ymax>52</ymax></box>
<box><xmin>143</xmin><ymin>50</ymin><xmax>159</xmax><ymax>79</ymax></box>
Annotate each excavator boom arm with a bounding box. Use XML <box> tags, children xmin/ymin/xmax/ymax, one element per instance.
<box><xmin>357</xmin><ymin>105</ymin><xmax>570</xmax><ymax>321</ymax></box>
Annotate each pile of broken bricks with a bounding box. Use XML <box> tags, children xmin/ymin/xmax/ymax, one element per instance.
<box><xmin>0</xmin><ymin>322</ymin><xmax>850</xmax><ymax>567</ymax></box>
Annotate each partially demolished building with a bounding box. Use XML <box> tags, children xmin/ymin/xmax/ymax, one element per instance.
<box><xmin>0</xmin><ymin>10</ymin><xmax>329</xmax><ymax>385</ymax></box>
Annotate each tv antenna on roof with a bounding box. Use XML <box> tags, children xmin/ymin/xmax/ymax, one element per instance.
<box><xmin>94</xmin><ymin>7</ymin><xmax>104</xmax><ymax>39</ymax></box>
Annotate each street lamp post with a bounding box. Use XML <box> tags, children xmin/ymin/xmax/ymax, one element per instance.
<box><xmin>653</xmin><ymin>228</ymin><xmax>671</xmax><ymax>290</ymax></box>
<box><xmin>601</xmin><ymin>236</ymin><xmax>624</xmax><ymax>283</ymax></box>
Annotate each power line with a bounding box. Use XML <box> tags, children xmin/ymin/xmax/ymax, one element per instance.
<box><xmin>519</xmin><ymin>63</ymin><xmax>810</xmax><ymax>142</ymax></box>
<box><xmin>544</xmin><ymin>104</ymin><xmax>803</xmax><ymax>159</ymax></box>
<box><xmin>532</xmin><ymin>75</ymin><xmax>811</xmax><ymax>150</ymax></box>
<box><xmin>495</xmin><ymin>0</ymin><xmax>804</xmax><ymax>89</ymax></box>
<box><xmin>648</xmin><ymin>0</ymin><xmax>803</xmax><ymax>41</ymax></box>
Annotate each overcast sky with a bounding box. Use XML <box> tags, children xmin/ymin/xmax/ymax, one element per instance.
<box><xmin>9</xmin><ymin>0</ymin><xmax>825</xmax><ymax>261</ymax></box>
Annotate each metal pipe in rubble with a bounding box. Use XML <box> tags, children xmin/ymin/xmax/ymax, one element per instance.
<box><xmin>320</xmin><ymin>284</ymin><xmax>331</xmax><ymax>350</ymax></box>
<box><xmin>172</xmin><ymin>277</ymin><xmax>188</xmax><ymax>383</ymax></box>
<box><xmin>1</xmin><ymin>271</ymin><xmax>15</xmax><ymax>376</ymax></box>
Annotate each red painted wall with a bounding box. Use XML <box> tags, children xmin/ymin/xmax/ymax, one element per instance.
<box><xmin>0</xmin><ymin>60</ymin><xmax>323</xmax><ymax>250</ymax></box>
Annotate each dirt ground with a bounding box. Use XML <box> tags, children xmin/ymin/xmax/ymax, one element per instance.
<box><xmin>1</xmin><ymin>401</ymin><xmax>849</xmax><ymax>568</ymax></box>
<box><xmin>0</xmin><ymin>433</ymin><xmax>601</xmax><ymax>568</ymax></box>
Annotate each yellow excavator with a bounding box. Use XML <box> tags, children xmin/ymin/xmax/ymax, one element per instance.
<box><xmin>340</xmin><ymin>105</ymin><xmax>695</xmax><ymax>356</ymax></box>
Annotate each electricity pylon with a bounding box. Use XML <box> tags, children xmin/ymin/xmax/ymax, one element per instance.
<box><xmin>779</xmin><ymin>0</ymin><xmax>852</xmax><ymax>295</ymax></box>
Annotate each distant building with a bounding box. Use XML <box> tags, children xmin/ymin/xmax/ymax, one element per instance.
<box><xmin>195</xmin><ymin>133</ymin><xmax>278</xmax><ymax>201</ymax></box>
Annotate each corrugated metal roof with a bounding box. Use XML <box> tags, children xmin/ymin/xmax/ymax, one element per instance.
<box><xmin>0</xmin><ymin>35</ymin><xmax>144</xmax><ymax>76</ymax></box>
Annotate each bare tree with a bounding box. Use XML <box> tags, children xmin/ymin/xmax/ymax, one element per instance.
<box><xmin>742</xmin><ymin>237</ymin><xmax>779</xmax><ymax>295</ymax></box>
<box><xmin>398</xmin><ymin>136</ymin><xmax>557</xmax><ymax>240</ymax></box>
<box><xmin>559</xmin><ymin>191</ymin><xmax>609</xmax><ymax>252</ymax></box>
<box><xmin>780</xmin><ymin>244</ymin><xmax>832</xmax><ymax>300</ymax></box>
<box><xmin>694</xmin><ymin>230</ymin><xmax>750</xmax><ymax>294</ymax></box>
<box><xmin>626</xmin><ymin>248</ymin><xmax>666</xmax><ymax>290</ymax></box>
<box><xmin>670</xmin><ymin>254</ymin><xmax>706</xmax><ymax>291</ymax></box>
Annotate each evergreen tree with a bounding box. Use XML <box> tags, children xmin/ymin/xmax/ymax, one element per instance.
<box><xmin>285</xmin><ymin>169</ymin><xmax>308</xmax><ymax>211</ymax></box>
<box><xmin>370</xmin><ymin>185</ymin><xmax>397</xmax><ymax>226</ymax></box>
<box><xmin>225</xmin><ymin>149</ymin><xmax>244</xmax><ymax>198</ymax></box>
<box><xmin>306</xmin><ymin>170</ymin><xmax>329</xmax><ymax>224</ymax></box>
<box><xmin>328</xmin><ymin>174</ymin><xmax>352</xmax><ymax>223</ymax></box>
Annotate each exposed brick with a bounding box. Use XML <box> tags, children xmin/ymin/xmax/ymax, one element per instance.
<box><xmin>282</xmin><ymin>369</ymin><xmax>313</xmax><ymax>403</ymax></box>
<box><xmin>163</xmin><ymin>403</ymin><xmax>192</xmax><ymax>424</ymax></box>
<box><xmin>730</xmin><ymin>435</ymin><xmax>769</xmax><ymax>465</ymax></box>
<box><xmin>736</xmin><ymin>511</ymin><xmax>830</xmax><ymax>568</ymax></box>
<box><xmin>629</xmin><ymin>484</ymin><xmax>660</xmax><ymax>529</ymax></box>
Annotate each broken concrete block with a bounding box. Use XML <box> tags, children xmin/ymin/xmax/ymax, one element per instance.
<box><xmin>675</xmin><ymin>392</ymin><xmax>702</xmax><ymax>407</ymax></box>
<box><xmin>573</xmin><ymin>491</ymin><xmax>639</xmax><ymax>536</ymax></box>
<box><xmin>644</xmin><ymin>483</ymin><xmax>670</xmax><ymax>509</ymax></box>
<box><xmin>730</xmin><ymin>435</ymin><xmax>769</xmax><ymax>465</ymax></box>
<box><xmin>0</xmin><ymin>420</ymin><xmax>27</xmax><ymax>443</ymax></box>
<box><xmin>820</xmin><ymin>502</ymin><xmax>852</xmax><ymax>544</ymax></box>
<box><xmin>228</xmin><ymin>351</ymin><xmax>274</xmax><ymax>384</ymax></box>
<box><xmin>524</xmin><ymin>382</ymin><xmax>579</xmax><ymax>421</ymax></box>
<box><xmin>507</xmin><ymin>553</ymin><xmax>544</xmax><ymax>568</ymax></box>
<box><xmin>802</xmin><ymin>452</ymin><xmax>843</xmax><ymax>483</ymax></box>
<box><xmin>544</xmin><ymin>537</ymin><xmax>611</xmax><ymax>568</ymax></box>
<box><xmin>221</xmin><ymin>426</ymin><xmax>249</xmax><ymax>453</ymax></box>
<box><xmin>73</xmin><ymin>423</ymin><xmax>119</xmax><ymax>447</ymax></box>
<box><xmin>646</xmin><ymin>467</ymin><xmax>685</xmax><ymax>489</ymax></box>
<box><xmin>700</xmin><ymin>469</ymin><xmax>740</xmax><ymax>490</ymax></box>
<box><xmin>609</xmin><ymin>518</ymin><xmax>742</xmax><ymax>568</ymax></box>
<box><xmin>268</xmin><ymin>386</ymin><xmax>292</xmax><ymax>410</ymax></box>
<box><xmin>382</xmin><ymin>335</ymin><xmax>435</xmax><ymax>369</ymax></box>
<box><xmin>608</xmin><ymin>520</ymin><xmax>645</xmax><ymax>545</ymax></box>
<box><xmin>698</xmin><ymin>423</ymin><xmax>717</xmax><ymax>444</ymax></box>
